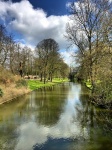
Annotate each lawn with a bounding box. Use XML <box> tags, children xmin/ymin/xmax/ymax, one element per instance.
<box><xmin>28</xmin><ymin>78</ymin><xmax>69</xmax><ymax>90</ymax></box>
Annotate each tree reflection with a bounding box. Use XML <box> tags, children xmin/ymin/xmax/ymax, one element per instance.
<box><xmin>80</xmin><ymin>87</ymin><xmax>112</xmax><ymax>148</ymax></box>
<box><xmin>34</xmin><ymin>84</ymin><xmax>70</xmax><ymax>126</ymax></box>
<box><xmin>0</xmin><ymin>94</ymin><xmax>30</xmax><ymax>150</ymax></box>
<box><xmin>0</xmin><ymin>83</ymin><xmax>112</xmax><ymax>150</ymax></box>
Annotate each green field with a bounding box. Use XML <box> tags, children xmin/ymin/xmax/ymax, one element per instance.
<box><xmin>28</xmin><ymin>78</ymin><xmax>69</xmax><ymax>90</ymax></box>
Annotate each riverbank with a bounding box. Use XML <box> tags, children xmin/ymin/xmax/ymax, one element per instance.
<box><xmin>83</xmin><ymin>80</ymin><xmax>112</xmax><ymax>109</ymax></box>
<box><xmin>0</xmin><ymin>83</ymin><xmax>31</xmax><ymax>105</ymax></box>
<box><xmin>90</xmin><ymin>97</ymin><xmax>112</xmax><ymax>109</ymax></box>
<box><xmin>0</xmin><ymin>78</ymin><xmax>68</xmax><ymax>105</ymax></box>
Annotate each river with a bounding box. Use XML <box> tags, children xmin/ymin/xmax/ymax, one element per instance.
<box><xmin>0</xmin><ymin>82</ymin><xmax>112</xmax><ymax>150</ymax></box>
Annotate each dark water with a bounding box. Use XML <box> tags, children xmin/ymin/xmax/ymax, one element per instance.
<box><xmin>0</xmin><ymin>82</ymin><xmax>112</xmax><ymax>150</ymax></box>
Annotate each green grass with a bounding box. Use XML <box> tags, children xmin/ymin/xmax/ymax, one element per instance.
<box><xmin>83</xmin><ymin>80</ymin><xmax>93</xmax><ymax>90</ymax></box>
<box><xmin>28</xmin><ymin>78</ymin><xmax>69</xmax><ymax>90</ymax></box>
<box><xmin>84</xmin><ymin>79</ymin><xmax>101</xmax><ymax>90</ymax></box>
<box><xmin>86</xmin><ymin>83</ymin><xmax>92</xmax><ymax>89</ymax></box>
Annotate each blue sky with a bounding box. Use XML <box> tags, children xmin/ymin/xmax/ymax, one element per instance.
<box><xmin>0</xmin><ymin>0</ymin><xmax>76</xmax><ymax>65</ymax></box>
<box><xmin>9</xmin><ymin>0</ymin><xmax>70</xmax><ymax>16</ymax></box>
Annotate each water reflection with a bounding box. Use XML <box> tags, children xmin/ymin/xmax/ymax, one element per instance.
<box><xmin>0</xmin><ymin>83</ymin><xmax>112</xmax><ymax>150</ymax></box>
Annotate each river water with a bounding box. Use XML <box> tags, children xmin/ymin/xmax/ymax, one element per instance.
<box><xmin>0</xmin><ymin>82</ymin><xmax>112</xmax><ymax>150</ymax></box>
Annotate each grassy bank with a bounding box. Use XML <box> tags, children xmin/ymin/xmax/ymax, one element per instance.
<box><xmin>0</xmin><ymin>79</ymin><xmax>31</xmax><ymax>105</ymax></box>
<box><xmin>83</xmin><ymin>79</ymin><xmax>112</xmax><ymax>109</ymax></box>
<box><xmin>0</xmin><ymin>74</ymin><xmax>68</xmax><ymax>105</ymax></box>
<box><xmin>28</xmin><ymin>78</ymin><xmax>69</xmax><ymax>90</ymax></box>
<box><xmin>0</xmin><ymin>66</ymin><xmax>30</xmax><ymax>104</ymax></box>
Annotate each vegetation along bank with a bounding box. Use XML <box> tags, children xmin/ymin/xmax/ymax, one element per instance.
<box><xmin>66</xmin><ymin>0</ymin><xmax>112</xmax><ymax>109</ymax></box>
<box><xmin>0</xmin><ymin>66</ymin><xmax>69</xmax><ymax>105</ymax></box>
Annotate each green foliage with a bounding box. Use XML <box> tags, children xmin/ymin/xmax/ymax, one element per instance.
<box><xmin>16</xmin><ymin>79</ymin><xmax>28</xmax><ymax>88</ymax></box>
<box><xmin>0</xmin><ymin>88</ymin><xmax>3</xmax><ymax>97</ymax></box>
<box><xmin>84</xmin><ymin>80</ymin><xmax>93</xmax><ymax>90</ymax></box>
<box><xmin>94</xmin><ymin>79</ymin><xmax>112</xmax><ymax>102</ymax></box>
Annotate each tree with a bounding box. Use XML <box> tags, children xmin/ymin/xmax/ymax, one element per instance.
<box><xmin>66</xmin><ymin>0</ymin><xmax>111</xmax><ymax>88</ymax></box>
<box><xmin>0</xmin><ymin>25</ymin><xmax>9</xmax><ymax>67</ymax></box>
<box><xmin>35</xmin><ymin>38</ymin><xmax>59</xmax><ymax>83</ymax></box>
<box><xmin>47</xmin><ymin>39</ymin><xmax>59</xmax><ymax>82</ymax></box>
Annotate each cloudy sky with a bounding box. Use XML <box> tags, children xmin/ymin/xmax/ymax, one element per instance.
<box><xmin>0</xmin><ymin>0</ymin><xmax>76</xmax><ymax>65</ymax></box>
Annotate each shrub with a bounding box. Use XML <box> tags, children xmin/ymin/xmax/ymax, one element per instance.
<box><xmin>94</xmin><ymin>78</ymin><xmax>112</xmax><ymax>102</ymax></box>
<box><xmin>15</xmin><ymin>79</ymin><xmax>28</xmax><ymax>88</ymax></box>
<box><xmin>0</xmin><ymin>66</ymin><xmax>14</xmax><ymax>84</ymax></box>
<box><xmin>0</xmin><ymin>88</ymin><xmax>3</xmax><ymax>97</ymax></box>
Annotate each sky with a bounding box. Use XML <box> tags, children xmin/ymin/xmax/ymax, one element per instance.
<box><xmin>0</xmin><ymin>0</ymin><xmax>76</xmax><ymax>65</ymax></box>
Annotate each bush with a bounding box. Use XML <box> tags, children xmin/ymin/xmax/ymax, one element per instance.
<box><xmin>94</xmin><ymin>78</ymin><xmax>112</xmax><ymax>102</ymax></box>
<box><xmin>0</xmin><ymin>66</ymin><xmax>14</xmax><ymax>84</ymax></box>
<box><xmin>0</xmin><ymin>88</ymin><xmax>3</xmax><ymax>97</ymax></box>
<box><xmin>16</xmin><ymin>79</ymin><xmax>28</xmax><ymax>88</ymax></box>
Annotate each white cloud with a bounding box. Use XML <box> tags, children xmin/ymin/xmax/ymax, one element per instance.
<box><xmin>66</xmin><ymin>2</ymin><xmax>71</xmax><ymax>9</ymax></box>
<box><xmin>0</xmin><ymin>0</ymin><xmax>69</xmax><ymax>50</ymax></box>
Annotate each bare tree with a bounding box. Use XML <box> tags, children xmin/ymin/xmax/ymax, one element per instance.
<box><xmin>66</xmin><ymin>0</ymin><xmax>111</xmax><ymax>88</ymax></box>
<box><xmin>0</xmin><ymin>25</ymin><xmax>9</xmax><ymax>67</ymax></box>
<box><xmin>35</xmin><ymin>38</ymin><xmax>59</xmax><ymax>83</ymax></box>
<box><xmin>35</xmin><ymin>39</ymin><xmax>68</xmax><ymax>83</ymax></box>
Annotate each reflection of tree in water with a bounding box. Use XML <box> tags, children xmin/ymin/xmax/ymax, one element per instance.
<box><xmin>35</xmin><ymin>84</ymin><xmax>70</xmax><ymax>126</ymax></box>
<box><xmin>0</xmin><ymin>94</ymin><xmax>30</xmax><ymax>150</ymax></box>
<box><xmin>0</xmin><ymin>121</ymin><xmax>19</xmax><ymax>150</ymax></box>
<box><xmin>0</xmin><ymin>83</ymin><xmax>70</xmax><ymax>150</ymax></box>
<box><xmin>95</xmin><ymin>109</ymin><xmax>112</xmax><ymax>133</ymax></box>
<box><xmin>0</xmin><ymin>83</ymin><xmax>112</xmax><ymax>150</ymax></box>
<box><xmin>79</xmin><ymin>88</ymin><xmax>112</xmax><ymax>150</ymax></box>
<box><xmin>80</xmin><ymin>91</ymin><xmax>112</xmax><ymax>133</ymax></box>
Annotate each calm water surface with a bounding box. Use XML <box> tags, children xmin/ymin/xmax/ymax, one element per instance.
<box><xmin>0</xmin><ymin>82</ymin><xmax>112</xmax><ymax>150</ymax></box>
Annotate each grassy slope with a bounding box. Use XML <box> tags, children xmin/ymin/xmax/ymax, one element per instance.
<box><xmin>0</xmin><ymin>67</ymin><xmax>30</xmax><ymax>104</ymax></box>
<box><xmin>0</xmin><ymin>67</ymin><xmax>68</xmax><ymax>104</ymax></box>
